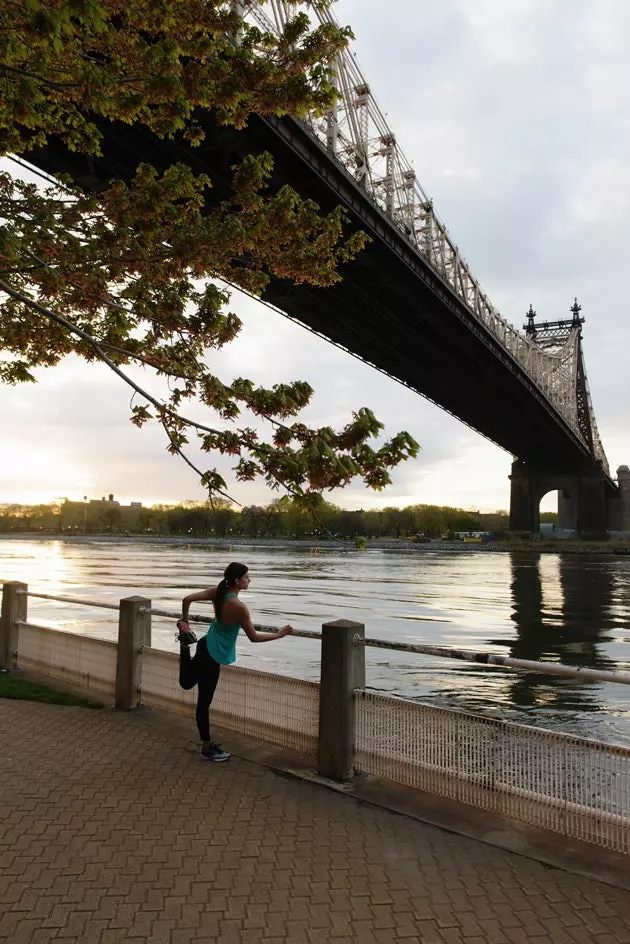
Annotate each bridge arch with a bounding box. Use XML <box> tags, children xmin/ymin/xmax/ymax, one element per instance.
<box><xmin>509</xmin><ymin>461</ymin><xmax>614</xmax><ymax>537</ymax></box>
<box><xmin>538</xmin><ymin>484</ymin><xmax>578</xmax><ymax>533</ymax></box>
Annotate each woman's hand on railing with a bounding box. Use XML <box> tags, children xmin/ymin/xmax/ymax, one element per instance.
<box><xmin>278</xmin><ymin>625</ymin><xmax>293</xmax><ymax>637</ymax></box>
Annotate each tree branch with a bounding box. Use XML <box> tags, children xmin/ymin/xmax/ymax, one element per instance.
<box><xmin>99</xmin><ymin>340</ymin><xmax>196</xmax><ymax>379</ymax></box>
<box><xmin>19</xmin><ymin>249</ymin><xmax>301</xmax><ymax>439</ymax></box>
<box><xmin>0</xmin><ymin>276</ymin><xmax>239</xmax><ymax>503</ymax></box>
<box><xmin>2</xmin><ymin>63</ymin><xmax>149</xmax><ymax>89</ymax></box>
<box><xmin>159</xmin><ymin>419</ymin><xmax>242</xmax><ymax>508</ymax></box>
<box><xmin>0</xmin><ymin>278</ymin><xmax>350</xmax><ymax>523</ymax></box>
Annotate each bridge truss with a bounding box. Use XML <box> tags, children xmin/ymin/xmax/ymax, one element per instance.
<box><xmin>238</xmin><ymin>0</ymin><xmax>609</xmax><ymax>473</ymax></box>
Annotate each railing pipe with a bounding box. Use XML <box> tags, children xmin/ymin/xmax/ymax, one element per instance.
<box><xmin>4</xmin><ymin>589</ymin><xmax>322</xmax><ymax>640</ymax></box>
<box><xmin>17</xmin><ymin>590</ymin><xmax>120</xmax><ymax>611</ymax></box>
<box><xmin>356</xmin><ymin>636</ymin><xmax>630</xmax><ymax>686</ymax></box>
<box><xmin>147</xmin><ymin>605</ymin><xmax>321</xmax><ymax>640</ymax></box>
<box><xmin>6</xmin><ymin>585</ymin><xmax>630</xmax><ymax>684</ymax></box>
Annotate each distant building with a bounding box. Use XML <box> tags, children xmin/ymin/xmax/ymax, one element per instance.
<box><xmin>64</xmin><ymin>495</ymin><xmax>142</xmax><ymax>511</ymax></box>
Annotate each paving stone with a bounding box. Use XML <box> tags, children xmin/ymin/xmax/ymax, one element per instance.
<box><xmin>1</xmin><ymin>700</ymin><xmax>630</xmax><ymax>944</ymax></box>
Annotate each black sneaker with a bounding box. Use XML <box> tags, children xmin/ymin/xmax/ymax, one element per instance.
<box><xmin>175</xmin><ymin>627</ymin><xmax>198</xmax><ymax>645</ymax></box>
<box><xmin>200</xmin><ymin>743</ymin><xmax>230</xmax><ymax>763</ymax></box>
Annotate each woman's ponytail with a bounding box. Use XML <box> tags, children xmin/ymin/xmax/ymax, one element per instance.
<box><xmin>215</xmin><ymin>563</ymin><xmax>248</xmax><ymax>620</ymax></box>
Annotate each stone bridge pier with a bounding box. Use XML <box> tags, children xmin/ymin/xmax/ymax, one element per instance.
<box><xmin>509</xmin><ymin>460</ymin><xmax>625</xmax><ymax>537</ymax></box>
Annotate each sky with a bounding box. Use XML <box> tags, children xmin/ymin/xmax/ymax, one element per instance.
<box><xmin>2</xmin><ymin>0</ymin><xmax>629</xmax><ymax>512</ymax></box>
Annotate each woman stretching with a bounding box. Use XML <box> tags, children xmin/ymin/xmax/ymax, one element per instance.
<box><xmin>177</xmin><ymin>561</ymin><xmax>293</xmax><ymax>762</ymax></box>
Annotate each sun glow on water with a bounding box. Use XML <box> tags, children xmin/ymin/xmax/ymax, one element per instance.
<box><xmin>0</xmin><ymin>540</ymin><xmax>72</xmax><ymax>596</ymax></box>
<box><xmin>32</xmin><ymin>541</ymin><xmax>71</xmax><ymax>595</ymax></box>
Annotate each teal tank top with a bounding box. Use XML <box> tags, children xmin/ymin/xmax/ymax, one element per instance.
<box><xmin>204</xmin><ymin>593</ymin><xmax>241</xmax><ymax>665</ymax></box>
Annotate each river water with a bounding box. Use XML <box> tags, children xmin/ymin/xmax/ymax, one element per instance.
<box><xmin>2</xmin><ymin>538</ymin><xmax>630</xmax><ymax>746</ymax></box>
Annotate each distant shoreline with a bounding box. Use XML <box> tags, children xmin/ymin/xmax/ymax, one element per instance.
<box><xmin>0</xmin><ymin>533</ymin><xmax>467</xmax><ymax>551</ymax></box>
<box><xmin>485</xmin><ymin>542</ymin><xmax>630</xmax><ymax>555</ymax></box>
<box><xmin>0</xmin><ymin>533</ymin><xmax>628</xmax><ymax>555</ymax></box>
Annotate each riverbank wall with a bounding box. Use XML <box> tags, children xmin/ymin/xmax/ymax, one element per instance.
<box><xmin>1</xmin><ymin>532</ymin><xmax>630</xmax><ymax>554</ymax></box>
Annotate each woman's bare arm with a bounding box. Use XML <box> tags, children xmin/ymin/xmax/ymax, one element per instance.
<box><xmin>239</xmin><ymin>603</ymin><xmax>292</xmax><ymax>642</ymax></box>
<box><xmin>180</xmin><ymin>588</ymin><xmax>215</xmax><ymax>623</ymax></box>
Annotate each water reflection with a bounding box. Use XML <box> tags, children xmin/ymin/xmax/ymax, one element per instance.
<box><xmin>507</xmin><ymin>553</ymin><xmax>617</xmax><ymax>713</ymax></box>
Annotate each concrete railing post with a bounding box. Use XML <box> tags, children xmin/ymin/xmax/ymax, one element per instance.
<box><xmin>115</xmin><ymin>595</ymin><xmax>151</xmax><ymax>710</ymax></box>
<box><xmin>0</xmin><ymin>581</ymin><xmax>27</xmax><ymax>670</ymax></box>
<box><xmin>317</xmin><ymin>618</ymin><xmax>365</xmax><ymax>781</ymax></box>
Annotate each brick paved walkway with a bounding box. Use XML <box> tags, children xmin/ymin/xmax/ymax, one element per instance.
<box><xmin>1</xmin><ymin>701</ymin><xmax>629</xmax><ymax>944</ymax></box>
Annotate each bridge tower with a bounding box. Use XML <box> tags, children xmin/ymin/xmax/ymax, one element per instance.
<box><xmin>509</xmin><ymin>301</ymin><xmax>617</xmax><ymax>537</ymax></box>
<box><xmin>616</xmin><ymin>465</ymin><xmax>630</xmax><ymax>531</ymax></box>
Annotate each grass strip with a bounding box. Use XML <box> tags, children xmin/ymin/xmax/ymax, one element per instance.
<box><xmin>0</xmin><ymin>671</ymin><xmax>102</xmax><ymax>708</ymax></box>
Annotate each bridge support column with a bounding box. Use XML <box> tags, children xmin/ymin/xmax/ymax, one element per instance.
<box><xmin>577</xmin><ymin>476</ymin><xmax>607</xmax><ymax>538</ymax></box>
<box><xmin>509</xmin><ymin>462</ymin><xmax>539</xmax><ymax>534</ymax></box>
<box><xmin>604</xmin><ymin>465</ymin><xmax>630</xmax><ymax>532</ymax></box>
<box><xmin>557</xmin><ymin>489</ymin><xmax>578</xmax><ymax>530</ymax></box>
<box><xmin>615</xmin><ymin>465</ymin><xmax>630</xmax><ymax>531</ymax></box>
<box><xmin>509</xmin><ymin>461</ymin><xmax>612</xmax><ymax>537</ymax></box>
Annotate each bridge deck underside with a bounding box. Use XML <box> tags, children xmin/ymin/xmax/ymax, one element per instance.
<box><xmin>27</xmin><ymin>113</ymin><xmax>595</xmax><ymax>472</ymax></box>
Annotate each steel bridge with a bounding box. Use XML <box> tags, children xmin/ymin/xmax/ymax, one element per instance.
<box><xmin>24</xmin><ymin>0</ymin><xmax>627</xmax><ymax>534</ymax></box>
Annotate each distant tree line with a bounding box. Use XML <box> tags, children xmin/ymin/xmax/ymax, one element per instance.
<box><xmin>0</xmin><ymin>499</ymin><xmax>558</xmax><ymax>539</ymax></box>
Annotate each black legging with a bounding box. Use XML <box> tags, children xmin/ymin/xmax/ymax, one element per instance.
<box><xmin>179</xmin><ymin>637</ymin><xmax>221</xmax><ymax>742</ymax></box>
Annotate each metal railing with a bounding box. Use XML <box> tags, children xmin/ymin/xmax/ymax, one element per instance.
<box><xmin>9</xmin><ymin>585</ymin><xmax>630</xmax><ymax>687</ymax></box>
<box><xmin>145</xmin><ymin>604</ymin><xmax>322</xmax><ymax>641</ymax></box>
<box><xmin>22</xmin><ymin>590</ymin><xmax>121</xmax><ymax>611</ymax></box>
<box><xmin>355</xmin><ymin>691</ymin><xmax>630</xmax><ymax>852</ymax></box>
<box><xmin>2</xmin><ymin>580</ymin><xmax>629</xmax><ymax>855</ymax></box>
<box><xmin>356</xmin><ymin>635</ymin><xmax>630</xmax><ymax>687</ymax></box>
